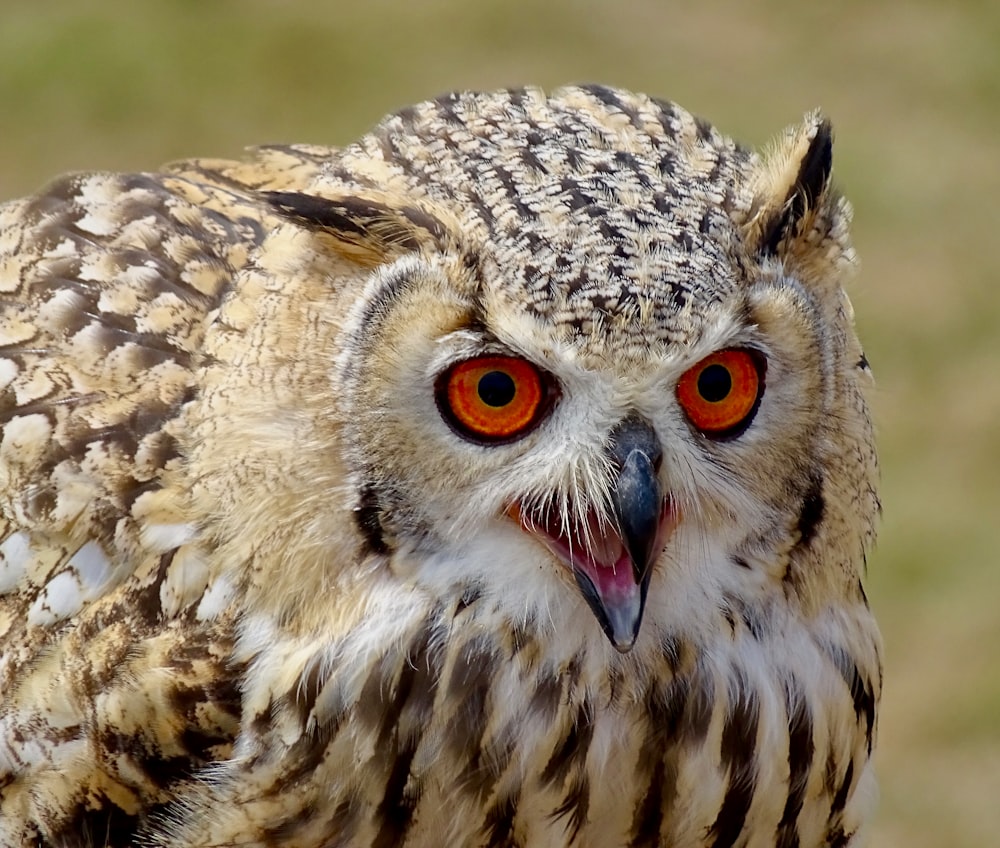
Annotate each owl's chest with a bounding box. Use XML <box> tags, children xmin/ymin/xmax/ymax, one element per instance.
<box><xmin>221</xmin><ymin>576</ymin><xmax>878</xmax><ymax>848</ymax></box>
<box><xmin>371</xmin><ymin>613</ymin><xmax>876</xmax><ymax>848</ymax></box>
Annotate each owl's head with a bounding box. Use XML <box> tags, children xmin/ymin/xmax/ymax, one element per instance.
<box><xmin>265</xmin><ymin>87</ymin><xmax>877</xmax><ymax>657</ymax></box>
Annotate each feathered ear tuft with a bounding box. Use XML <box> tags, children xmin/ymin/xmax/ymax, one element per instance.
<box><xmin>264</xmin><ymin>190</ymin><xmax>452</xmax><ymax>267</ymax></box>
<box><xmin>743</xmin><ymin>113</ymin><xmax>856</xmax><ymax>286</ymax></box>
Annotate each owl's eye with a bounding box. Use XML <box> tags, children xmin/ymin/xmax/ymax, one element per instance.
<box><xmin>676</xmin><ymin>349</ymin><xmax>763</xmax><ymax>436</ymax></box>
<box><xmin>437</xmin><ymin>355</ymin><xmax>549</xmax><ymax>443</ymax></box>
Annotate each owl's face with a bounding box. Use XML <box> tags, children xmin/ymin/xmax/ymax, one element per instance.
<box><xmin>334</xmin><ymin>242</ymin><xmax>832</xmax><ymax>655</ymax></box>
<box><xmin>260</xmin><ymin>87</ymin><xmax>872</xmax><ymax>659</ymax></box>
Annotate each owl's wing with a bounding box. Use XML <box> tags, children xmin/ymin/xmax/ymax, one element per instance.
<box><xmin>0</xmin><ymin>149</ymin><xmax>321</xmax><ymax>842</ymax></box>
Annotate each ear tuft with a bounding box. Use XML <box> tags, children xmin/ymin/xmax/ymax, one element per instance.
<box><xmin>742</xmin><ymin>114</ymin><xmax>855</xmax><ymax>286</ymax></box>
<box><xmin>264</xmin><ymin>190</ymin><xmax>451</xmax><ymax>267</ymax></box>
<box><xmin>745</xmin><ymin>114</ymin><xmax>835</xmax><ymax>257</ymax></box>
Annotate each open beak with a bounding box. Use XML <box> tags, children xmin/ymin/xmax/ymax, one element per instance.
<box><xmin>511</xmin><ymin>416</ymin><xmax>675</xmax><ymax>652</ymax></box>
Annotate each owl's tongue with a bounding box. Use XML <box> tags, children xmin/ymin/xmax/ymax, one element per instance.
<box><xmin>561</xmin><ymin>512</ymin><xmax>638</xmax><ymax>601</ymax></box>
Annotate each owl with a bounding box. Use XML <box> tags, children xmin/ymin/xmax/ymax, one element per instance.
<box><xmin>0</xmin><ymin>85</ymin><xmax>881</xmax><ymax>847</ymax></box>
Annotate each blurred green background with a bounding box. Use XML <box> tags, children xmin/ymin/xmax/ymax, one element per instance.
<box><xmin>2</xmin><ymin>2</ymin><xmax>997</xmax><ymax>844</ymax></box>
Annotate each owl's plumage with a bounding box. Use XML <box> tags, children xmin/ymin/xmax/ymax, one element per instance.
<box><xmin>0</xmin><ymin>85</ymin><xmax>880</xmax><ymax>847</ymax></box>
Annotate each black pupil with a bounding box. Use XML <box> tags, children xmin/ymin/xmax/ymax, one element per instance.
<box><xmin>697</xmin><ymin>364</ymin><xmax>732</xmax><ymax>403</ymax></box>
<box><xmin>478</xmin><ymin>370</ymin><xmax>517</xmax><ymax>407</ymax></box>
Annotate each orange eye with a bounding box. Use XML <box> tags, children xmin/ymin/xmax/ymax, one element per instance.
<box><xmin>437</xmin><ymin>356</ymin><xmax>550</xmax><ymax>443</ymax></box>
<box><xmin>676</xmin><ymin>349</ymin><xmax>763</xmax><ymax>436</ymax></box>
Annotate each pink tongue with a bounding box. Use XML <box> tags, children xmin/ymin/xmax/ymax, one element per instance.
<box><xmin>574</xmin><ymin>548</ymin><xmax>638</xmax><ymax>604</ymax></box>
<box><xmin>546</xmin><ymin>511</ymin><xmax>640</xmax><ymax>600</ymax></box>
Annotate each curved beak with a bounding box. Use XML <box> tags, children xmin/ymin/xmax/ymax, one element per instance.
<box><xmin>573</xmin><ymin>415</ymin><xmax>667</xmax><ymax>650</ymax></box>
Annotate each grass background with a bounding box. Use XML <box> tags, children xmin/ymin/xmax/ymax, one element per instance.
<box><xmin>2</xmin><ymin>2</ymin><xmax>997</xmax><ymax>844</ymax></box>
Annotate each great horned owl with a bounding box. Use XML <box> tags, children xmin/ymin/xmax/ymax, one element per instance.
<box><xmin>0</xmin><ymin>85</ymin><xmax>881</xmax><ymax>847</ymax></box>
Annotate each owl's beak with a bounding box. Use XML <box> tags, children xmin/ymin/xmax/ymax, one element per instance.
<box><xmin>511</xmin><ymin>416</ymin><xmax>674</xmax><ymax>653</ymax></box>
<box><xmin>589</xmin><ymin>415</ymin><xmax>672</xmax><ymax>650</ymax></box>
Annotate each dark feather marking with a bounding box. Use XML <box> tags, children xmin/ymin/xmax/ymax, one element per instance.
<box><xmin>762</xmin><ymin>205</ymin><xmax>796</xmax><ymax>256</ymax></box>
<box><xmin>606</xmin><ymin>661</ymin><xmax>625</xmax><ymax>710</ymax></box>
<box><xmin>355</xmin><ymin>485</ymin><xmax>389</xmax><ymax>554</ymax></box>
<box><xmin>541</xmin><ymin>700</ymin><xmax>594</xmax><ymax>843</ymax></box>
<box><xmin>629</xmin><ymin>754</ymin><xmax>667</xmax><ymax>848</ymax></box>
<box><xmin>397</xmin><ymin>204</ymin><xmax>448</xmax><ymax>243</ymax></box>
<box><xmin>100</xmin><ymin>249</ymin><xmax>223</xmax><ymax>311</ymax></box>
<box><xmin>708</xmin><ymin>678</ymin><xmax>760</xmax><ymax>848</ymax></box>
<box><xmin>541</xmin><ymin>699</ymin><xmax>594</xmax><ymax>788</ymax></box>
<box><xmin>851</xmin><ymin>666</ymin><xmax>877</xmax><ymax>755</ymax></box>
<box><xmin>776</xmin><ymin>677</ymin><xmax>815</xmax><ymax>848</ymax></box>
<box><xmin>629</xmin><ymin>677</ymin><xmax>687</xmax><ymax>846</ymax></box>
<box><xmin>720</xmin><ymin>602</ymin><xmax>736</xmax><ymax>635</ymax></box>
<box><xmin>356</xmin><ymin>648</ymin><xmax>402</xmax><ymax>734</ymax></box>
<box><xmin>469</xmin><ymin>720</ymin><xmax>518</xmax><ymax>792</ymax></box>
<box><xmin>528</xmin><ymin>664</ymin><xmax>563</xmax><ymax>723</ymax></box>
<box><xmin>372</xmin><ymin>743</ymin><xmax>420</xmax><ymax>848</ymax></box>
<box><xmin>582</xmin><ymin>84</ymin><xmax>644</xmax><ymax>131</ymax></box>
<box><xmin>373</xmin><ymin>615</ymin><xmax>447</xmax><ymax>844</ymax></box>
<box><xmin>519</xmin><ymin>143</ymin><xmax>549</xmax><ymax>176</ymax></box>
<box><xmin>265</xmin><ymin>191</ymin><xmax>369</xmax><ymax>238</ymax></box>
<box><xmin>483</xmin><ymin>791</ymin><xmax>520</xmax><ymax>848</ymax></box>
<box><xmin>455</xmin><ymin>583</ymin><xmax>483</xmax><ymax>615</ymax></box>
<box><xmin>78</xmin><ymin>315</ymin><xmax>192</xmax><ymax>365</ymax></box>
<box><xmin>0</xmin><ymin>394</ymin><xmax>97</xmax><ymax>425</ymax></box>
<box><xmin>131</xmin><ymin>551</ymin><xmax>175</xmax><ymax>625</ymax></box>
<box><xmin>648</xmin><ymin>97</ymin><xmax>681</xmax><ymax>140</ymax></box>
<box><xmin>265</xmin><ymin>190</ymin><xmax>447</xmax><ymax>250</ymax></box>
<box><xmin>491</xmin><ymin>164</ymin><xmax>539</xmax><ymax>222</ymax></box>
<box><xmin>551</xmin><ymin>774</ymin><xmax>590</xmax><ymax>842</ymax></box>
<box><xmin>445</xmin><ymin>634</ymin><xmax>495</xmax><ymax>770</ymax></box>
<box><xmin>657</xmin><ymin>631</ymin><xmax>687</xmax><ymax>676</ymax></box>
<box><xmin>820</xmin><ymin>640</ymin><xmax>877</xmax><ymax>754</ymax></box>
<box><xmin>739</xmin><ymin>602</ymin><xmax>767</xmax><ymax>641</ymax></box>
<box><xmin>795</xmin><ymin>474</ymin><xmax>826</xmax><ymax>549</ymax></box>
<box><xmin>826</xmin><ymin>827</ymin><xmax>854</xmax><ymax>848</ymax></box>
<box><xmin>721</xmin><ymin>593</ymin><xmax>768</xmax><ymax>641</ymax></box>
<box><xmin>382</xmin><ymin>614</ymin><xmax>446</xmax><ymax>745</ymax></box>
<box><xmin>49</xmin><ymin>802</ymin><xmax>142</xmax><ymax>848</ymax></box>
<box><xmin>694</xmin><ymin>115</ymin><xmax>715</xmax><ymax>143</ymax></box>
<box><xmin>821</xmin><ymin>760</ymin><xmax>857</xmax><ymax>848</ymax></box>
<box><xmin>829</xmin><ymin>758</ymin><xmax>855</xmax><ymax>818</ymax></box>
<box><xmin>458</xmin><ymin>715</ymin><xmax>518</xmax><ymax>801</ymax></box>
<box><xmin>823</xmin><ymin>746</ymin><xmax>839</xmax><ymax>798</ymax></box>
<box><xmin>858</xmin><ymin>578</ymin><xmax>870</xmax><ymax>608</ymax></box>
<box><xmin>21</xmin><ymin>483</ymin><xmax>56</xmax><ymax>523</ymax></box>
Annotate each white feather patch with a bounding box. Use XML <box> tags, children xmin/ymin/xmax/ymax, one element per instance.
<box><xmin>0</xmin><ymin>532</ymin><xmax>31</xmax><ymax>594</ymax></box>
<box><xmin>140</xmin><ymin>521</ymin><xmax>197</xmax><ymax>553</ymax></box>
<box><xmin>25</xmin><ymin>541</ymin><xmax>113</xmax><ymax>626</ymax></box>
<box><xmin>196</xmin><ymin>573</ymin><xmax>236</xmax><ymax>621</ymax></box>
